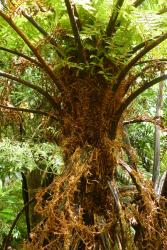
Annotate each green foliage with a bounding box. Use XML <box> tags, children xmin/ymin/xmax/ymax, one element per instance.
<box><xmin>0</xmin><ymin>138</ymin><xmax>63</xmax><ymax>178</ymax></box>
<box><xmin>0</xmin><ymin>179</ymin><xmax>26</xmax><ymax>249</ymax></box>
<box><xmin>128</xmin><ymin>84</ymin><xmax>167</xmax><ymax>177</ymax></box>
<box><xmin>0</xmin><ymin>139</ymin><xmax>35</xmax><ymax>175</ymax></box>
<box><xmin>128</xmin><ymin>122</ymin><xmax>154</xmax><ymax>173</ymax></box>
<box><xmin>0</xmin><ymin>138</ymin><xmax>63</xmax><ymax>248</ymax></box>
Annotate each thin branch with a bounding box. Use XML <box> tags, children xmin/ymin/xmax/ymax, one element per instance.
<box><xmin>106</xmin><ymin>0</ymin><xmax>124</xmax><ymax>37</ymax></box>
<box><xmin>22</xmin><ymin>11</ymin><xmax>64</xmax><ymax>58</ymax></box>
<box><xmin>0</xmin><ymin>104</ymin><xmax>57</xmax><ymax>119</ymax></box>
<box><xmin>113</xmin><ymin>32</ymin><xmax>167</xmax><ymax>91</ymax></box>
<box><xmin>3</xmin><ymin>198</ymin><xmax>35</xmax><ymax>250</ymax></box>
<box><xmin>0</xmin><ymin>46</ymin><xmax>41</xmax><ymax>66</ymax></box>
<box><xmin>117</xmin><ymin>74</ymin><xmax>167</xmax><ymax>116</ymax></box>
<box><xmin>123</xmin><ymin>117</ymin><xmax>165</xmax><ymax>130</ymax></box>
<box><xmin>0</xmin><ymin>70</ymin><xmax>59</xmax><ymax>109</ymax></box>
<box><xmin>0</xmin><ymin>10</ymin><xmax>63</xmax><ymax>92</ymax></box>
<box><xmin>123</xmin><ymin>117</ymin><xmax>157</xmax><ymax>125</ymax></box>
<box><xmin>133</xmin><ymin>0</ymin><xmax>145</xmax><ymax>8</ymax></box>
<box><xmin>64</xmin><ymin>0</ymin><xmax>84</xmax><ymax>61</ymax></box>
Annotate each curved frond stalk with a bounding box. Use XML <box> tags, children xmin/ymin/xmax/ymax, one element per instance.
<box><xmin>0</xmin><ymin>10</ymin><xmax>63</xmax><ymax>92</ymax></box>
<box><xmin>123</xmin><ymin>63</ymin><xmax>162</xmax><ymax>96</ymax></box>
<box><xmin>117</xmin><ymin>74</ymin><xmax>167</xmax><ymax>116</ymax></box>
<box><xmin>106</xmin><ymin>0</ymin><xmax>124</xmax><ymax>37</ymax></box>
<box><xmin>0</xmin><ymin>70</ymin><xmax>60</xmax><ymax>110</ymax></box>
<box><xmin>128</xmin><ymin>35</ymin><xmax>160</xmax><ymax>57</ymax></box>
<box><xmin>64</xmin><ymin>0</ymin><xmax>84</xmax><ymax>61</ymax></box>
<box><xmin>113</xmin><ymin>32</ymin><xmax>167</xmax><ymax>91</ymax></box>
<box><xmin>119</xmin><ymin>160</ymin><xmax>143</xmax><ymax>192</ymax></box>
<box><xmin>0</xmin><ymin>104</ymin><xmax>57</xmax><ymax>119</ymax></box>
<box><xmin>158</xmin><ymin>7</ymin><xmax>167</xmax><ymax>15</ymax></box>
<box><xmin>109</xmin><ymin>75</ymin><xmax>167</xmax><ymax>139</ymax></box>
<box><xmin>106</xmin><ymin>0</ymin><xmax>144</xmax><ymax>40</ymax></box>
<box><xmin>0</xmin><ymin>46</ymin><xmax>41</xmax><ymax>66</ymax></box>
<box><xmin>133</xmin><ymin>0</ymin><xmax>145</xmax><ymax>8</ymax></box>
<box><xmin>22</xmin><ymin>11</ymin><xmax>64</xmax><ymax>58</ymax></box>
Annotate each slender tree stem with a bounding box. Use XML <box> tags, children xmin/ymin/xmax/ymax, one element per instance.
<box><xmin>21</xmin><ymin>172</ymin><xmax>30</xmax><ymax>238</ymax></box>
<box><xmin>152</xmin><ymin>81</ymin><xmax>163</xmax><ymax>188</ymax></box>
